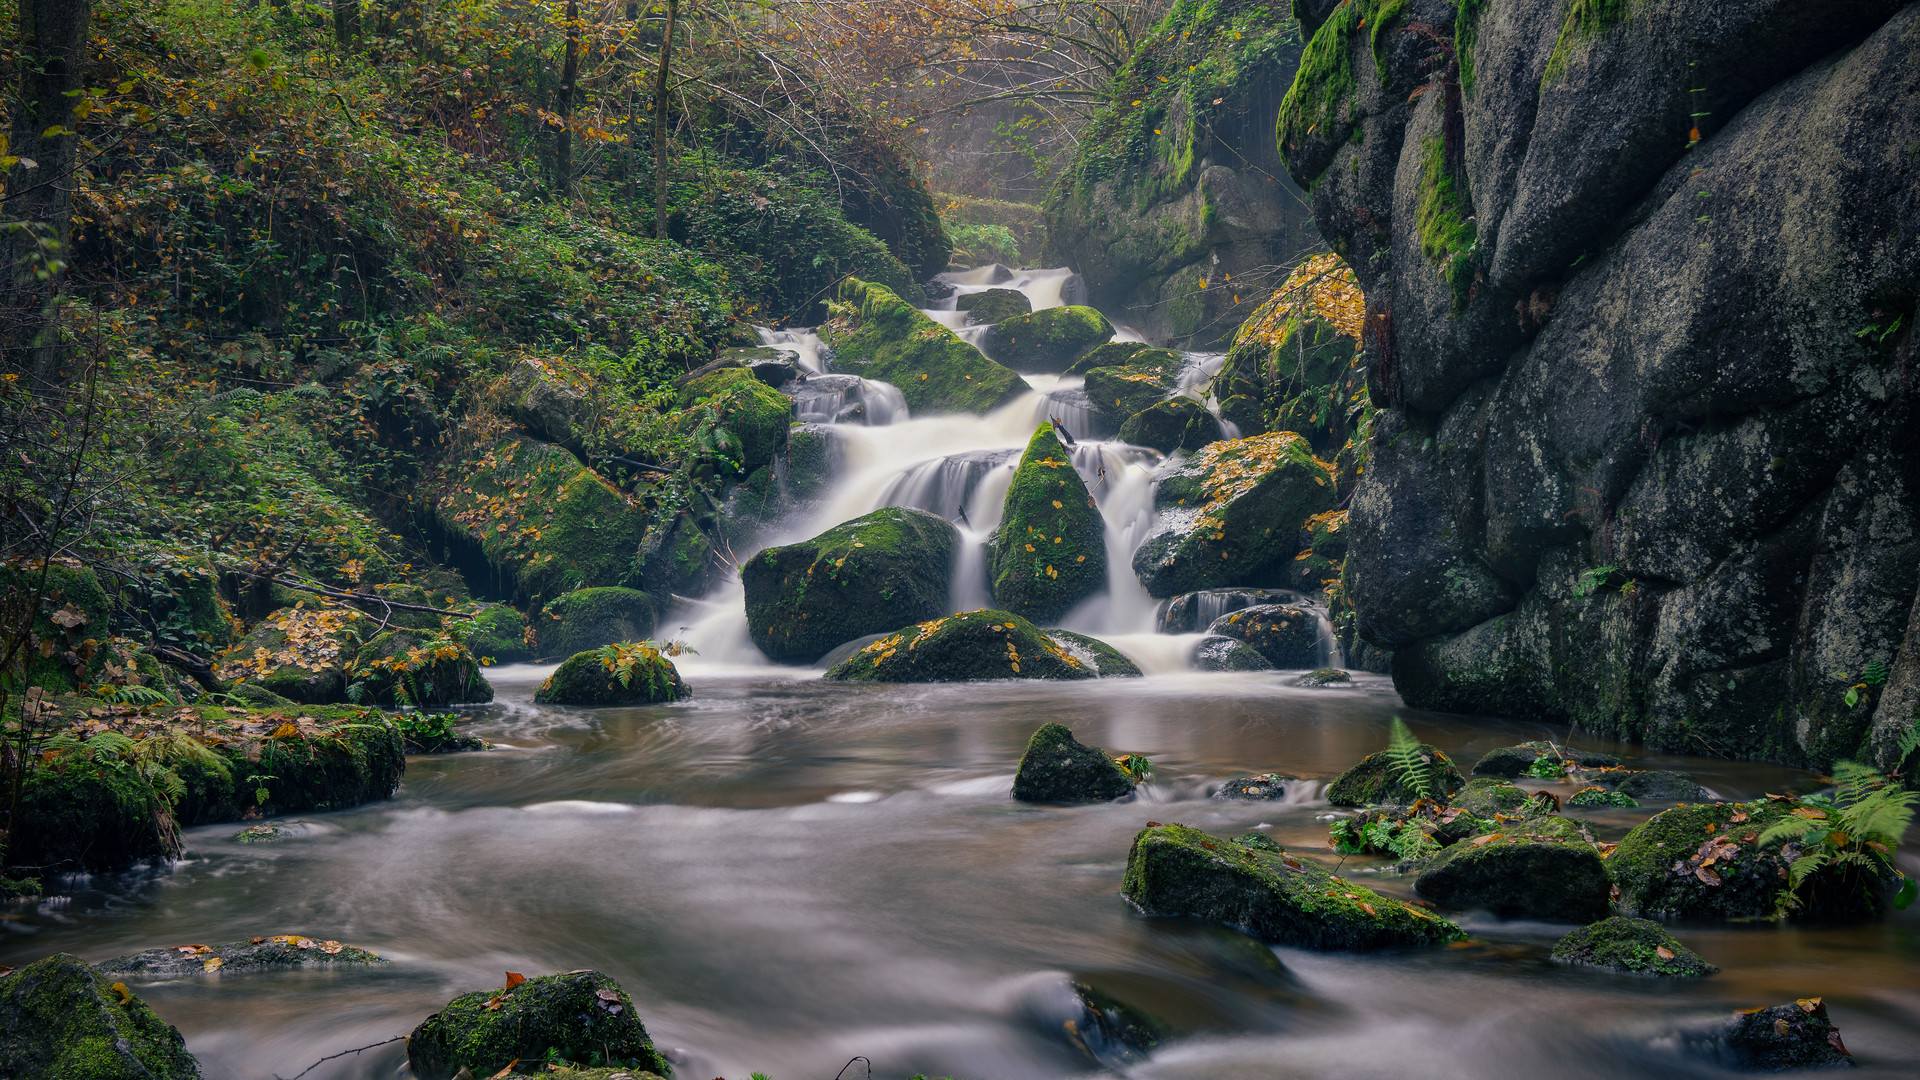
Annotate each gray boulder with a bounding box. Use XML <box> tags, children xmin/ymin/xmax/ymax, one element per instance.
<box><xmin>1192</xmin><ymin>635</ymin><xmax>1272</xmax><ymax>672</ymax></box>
<box><xmin>1205</xmin><ymin>604</ymin><xmax>1321</xmax><ymax>668</ymax></box>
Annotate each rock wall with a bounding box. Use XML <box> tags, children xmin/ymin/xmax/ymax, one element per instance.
<box><xmin>1044</xmin><ymin>0</ymin><xmax>1319</xmax><ymax>347</ymax></box>
<box><xmin>1281</xmin><ymin>0</ymin><xmax>1920</xmax><ymax>770</ymax></box>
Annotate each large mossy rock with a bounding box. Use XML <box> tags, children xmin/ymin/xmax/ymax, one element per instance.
<box><xmin>217</xmin><ymin>605</ymin><xmax>373</xmax><ymax>704</ymax></box>
<box><xmin>956</xmin><ymin>288</ymin><xmax>1031</xmax><ymax>324</ymax></box>
<box><xmin>0</xmin><ymin>953</ymin><xmax>200</xmax><ymax>1079</ymax></box>
<box><xmin>534</xmin><ymin>647</ymin><xmax>689</xmax><ymax>706</ymax></box>
<box><xmin>96</xmin><ymin>936</ymin><xmax>386</xmax><ymax>980</ymax></box>
<box><xmin>406</xmin><ymin>970</ymin><xmax>670</xmax><ymax>1080</ymax></box>
<box><xmin>1550</xmin><ymin>917</ymin><xmax>1716</xmax><ymax>978</ymax></box>
<box><xmin>463</xmin><ymin>602</ymin><xmax>534</xmax><ymax>664</ymax></box>
<box><xmin>535</xmin><ymin>587</ymin><xmax>658</xmax><ymax>661</ymax></box>
<box><xmin>0</xmin><ymin>564</ymin><xmax>115</xmax><ymax>695</ymax></box>
<box><xmin>1325</xmin><ymin>743</ymin><xmax>1466</xmax><ymax>807</ymax></box>
<box><xmin>1046</xmin><ymin>629</ymin><xmax>1142</xmax><ymax>677</ymax></box>
<box><xmin>1122</xmin><ymin>824</ymin><xmax>1463</xmax><ymax>950</ymax></box>
<box><xmin>434</xmin><ymin>436</ymin><xmax>648</xmax><ymax>603</ymax></box>
<box><xmin>1414</xmin><ymin>835</ymin><xmax>1612</xmax><ymax>922</ymax></box>
<box><xmin>988</xmin><ymin>423</ymin><xmax>1107</xmax><ymax>622</ymax></box>
<box><xmin>1192</xmin><ymin>635</ymin><xmax>1273</xmax><ymax>671</ymax></box>
<box><xmin>1680</xmin><ymin>998</ymin><xmax>1855</xmax><ymax>1070</ymax></box>
<box><xmin>1212</xmin><ymin>294</ymin><xmax>1361</xmax><ymax>447</ymax></box>
<box><xmin>1065</xmin><ymin>340</ymin><xmax>1154</xmax><ymax>376</ymax></box>
<box><xmin>1204</xmin><ymin>604</ymin><xmax>1320</xmax><ymax>668</ymax></box>
<box><xmin>744</xmin><ymin>507</ymin><xmax>957</xmax><ymax>663</ymax></box>
<box><xmin>1117</xmin><ymin>396</ymin><xmax>1222</xmax><ymax>453</ymax></box>
<box><xmin>672</xmin><ymin>366</ymin><xmax>795</xmax><ymax>484</ymax></box>
<box><xmin>1081</xmin><ymin>348</ymin><xmax>1185</xmax><ymax>423</ymax></box>
<box><xmin>823</xmin><ymin>609</ymin><xmax>1099</xmax><ymax>682</ymax></box>
<box><xmin>1131</xmin><ymin>433</ymin><xmax>1336</xmax><ymax>598</ymax></box>
<box><xmin>1043</xmin><ymin>0</ymin><xmax>1312</xmax><ymax>347</ymax></box>
<box><xmin>823</xmin><ymin>278</ymin><xmax>1027</xmax><ymax>414</ymax></box>
<box><xmin>1011</xmin><ymin>722</ymin><xmax>1135</xmax><ymax>803</ymax></box>
<box><xmin>351</xmin><ymin>629</ymin><xmax>493</xmax><ymax>707</ymax></box>
<box><xmin>981</xmin><ymin>306</ymin><xmax>1115</xmax><ymax>372</ymax></box>
<box><xmin>1470</xmin><ymin>741</ymin><xmax>1622</xmax><ymax>778</ymax></box>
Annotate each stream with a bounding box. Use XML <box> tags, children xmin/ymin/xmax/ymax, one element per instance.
<box><xmin>9</xmin><ymin>268</ymin><xmax>1918</xmax><ymax>1079</ymax></box>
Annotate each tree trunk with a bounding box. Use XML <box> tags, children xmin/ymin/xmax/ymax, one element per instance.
<box><xmin>652</xmin><ymin>0</ymin><xmax>678</xmax><ymax>240</ymax></box>
<box><xmin>554</xmin><ymin>0</ymin><xmax>579</xmax><ymax>201</ymax></box>
<box><xmin>332</xmin><ymin>0</ymin><xmax>359</xmax><ymax>45</ymax></box>
<box><xmin>3</xmin><ymin>0</ymin><xmax>92</xmax><ymax>381</ymax></box>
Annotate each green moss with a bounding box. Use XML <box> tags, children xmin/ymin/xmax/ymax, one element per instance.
<box><xmin>1083</xmin><ymin>348</ymin><xmax>1187</xmax><ymax>422</ymax></box>
<box><xmin>1452</xmin><ymin>776</ymin><xmax>1530</xmax><ymax>817</ymax></box>
<box><xmin>406</xmin><ymin>971</ymin><xmax>670</xmax><ymax>1080</ymax></box>
<box><xmin>351</xmin><ymin>629</ymin><xmax>493</xmax><ymax>707</ymax></box>
<box><xmin>1118</xmin><ymin>397</ymin><xmax>1224</xmax><ymax>453</ymax></box>
<box><xmin>1122</xmin><ymin>823</ymin><xmax>1464</xmax><ymax>949</ymax></box>
<box><xmin>823</xmin><ymin>279</ymin><xmax>1027</xmax><ymax>414</ymax></box>
<box><xmin>534</xmin><ymin>648</ymin><xmax>688</xmax><ymax>706</ymax></box>
<box><xmin>1065</xmin><ymin>340</ymin><xmax>1154</xmax><ymax>376</ymax></box>
<box><xmin>988</xmin><ymin>424</ymin><xmax>1107</xmax><ymax>622</ymax></box>
<box><xmin>1607</xmin><ymin>801</ymin><xmax>1799</xmax><ymax>920</ymax></box>
<box><xmin>1416</xmin><ymin>135</ymin><xmax>1478</xmax><ymax>315</ymax></box>
<box><xmin>1012</xmin><ymin>722</ymin><xmax>1136</xmax><ymax>802</ymax></box>
<box><xmin>1544</xmin><ymin>0</ymin><xmax>1632</xmax><ymax>85</ymax></box>
<box><xmin>0</xmin><ymin>564</ymin><xmax>114</xmax><ymax>695</ymax></box>
<box><xmin>1326</xmin><ymin>743</ymin><xmax>1466</xmax><ymax>806</ymax></box>
<box><xmin>955</xmin><ymin>288</ymin><xmax>1032</xmax><ymax>325</ymax></box>
<box><xmin>824</xmin><ymin>609</ymin><xmax>1098</xmax><ymax>683</ymax></box>
<box><xmin>1569</xmin><ymin>785</ymin><xmax>1640</xmax><ymax>808</ymax></box>
<box><xmin>1551</xmin><ymin>917</ymin><xmax>1717</xmax><ymax>976</ymax></box>
<box><xmin>0</xmin><ymin>953</ymin><xmax>200</xmax><ymax>1079</ymax></box>
<box><xmin>536</xmin><ymin>587</ymin><xmax>658</xmax><ymax>660</ymax></box>
<box><xmin>1455</xmin><ymin>0</ymin><xmax>1491</xmax><ymax>93</ymax></box>
<box><xmin>743</xmin><ymin>507</ymin><xmax>957</xmax><ymax>662</ymax></box>
<box><xmin>1415</xmin><ymin>832</ymin><xmax>1612</xmax><ymax>921</ymax></box>
<box><xmin>463</xmin><ymin>602</ymin><xmax>533</xmax><ymax>664</ymax></box>
<box><xmin>1214</xmin><ymin>309</ymin><xmax>1356</xmax><ymax>445</ymax></box>
<box><xmin>1046</xmin><ymin>629</ymin><xmax>1143</xmax><ymax>677</ymax></box>
<box><xmin>981</xmin><ymin>306</ymin><xmax>1115</xmax><ymax>373</ymax></box>
<box><xmin>1276</xmin><ymin>0</ymin><xmax>1406</xmax><ymax>181</ymax></box>
<box><xmin>674</xmin><ymin>371</ymin><xmax>794</xmax><ymax>484</ymax></box>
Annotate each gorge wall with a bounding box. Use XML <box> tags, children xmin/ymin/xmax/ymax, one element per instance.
<box><xmin>1280</xmin><ymin>0</ymin><xmax>1920</xmax><ymax>770</ymax></box>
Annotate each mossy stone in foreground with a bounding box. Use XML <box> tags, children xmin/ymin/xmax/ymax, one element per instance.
<box><xmin>1551</xmin><ymin>917</ymin><xmax>1717</xmax><ymax>977</ymax></box>
<box><xmin>95</xmin><ymin>936</ymin><xmax>387</xmax><ymax>980</ymax></box>
<box><xmin>536</xmin><ymin>587</ymin><xmax>657</xmax><ymax>660</ymax></box>
<box><xmin>981</xmin><ymin>305</ymin><xmax>1115</xmax><ymax>372</ymax></box>
<box><xmin>1607</xmin><ymin>801</ymin><xmax>1799</xmax><ymax>921</ymax></box>
<box><xmin>1326</xmin><ymin>744</ymin><xmax>1466</xmax><ymax>807</ymax></box>
<box><xmin>1117</xmin><ymin>396</ymin><xmax>1222</xmax><ymax>454</ymax></box>
<box><xmin>1681</xmin><ymin>998</ymin><xmax>1854</xmax><ymax>1070</ymax></box>
<box><xmin>1414</xmin><ymin>835</ymin><xmax>1612</xmax><ymax>922</ymax></box>
<box><xmin>1569</xmin><ymin>786</ymin><xmax>1639</xmax><ymax>808</ymax></box>
<box><xmin>1045</xmin><ymin>629</ymin><xmax>1142</xmax><ymax>677</ymax></box>
<box><xmin>535</xmin><ymin>649</ymin><xmax>689</xmax><ymax>706</ymax></box>
<box><xmin>744</xmin><ymin>507</ymin><xmax>957</xmax><ymax>662</ymax></box>
<box><xmin>1122</xmin><ymin>824</ymin><xmax>1463</xmax><ymax>950</ymax></box>
<box><xmin>988</xmin><ymin>423</ymin><xmax>1107</xmax><ymax>623</ymax></box>
<box><xmin>1205</xmin><ymin>604</ymin><xmax>1320</xmax><ymax>668</ymax></box>
<box><xmin>1081</xmin><ymin>349</ymin><xmax>1185</xmax><ymax>420</ymax></box>
<box><xmin>407</xmin><ymin>970</ymin><xmax>669</xmax><ymax>1080</ymax></box>
<box><xmin>824</xmin><ymin>609</ymin><xmax>1097</xmax><ymax>682</ymax></box>
<box><xmin>824</xmin><ymin>278</ymin><xmax>1026</xmax><ymax>414</ymax></box>
<box><xmin>0</xmin><ymin>952</ymin><xmax>200</xmax><ymax>1079</ymax></box>
<box><xmin>217</xmin><ymin>604</ymin><xmax>373</xmax><ymax>704</ymax></box>
<box><xmin>956</xmin><ymin>287</ymin><xmax>1031</xmax><ymax>324</ymax></box>
<box><xmin>1012</xmin><ymin>722</ymin><xmax>1135</xmax><ymax>803</ymax></box>
<box><xmin>1452</xmin><ymin>776</ymin><xmax>1531</xmax><ymax>817</ymax></box>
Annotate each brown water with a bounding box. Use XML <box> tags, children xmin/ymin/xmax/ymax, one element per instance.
<box><xmin>7</xmin><ymin>665</ymin><xmax>1918</xmax><ymax>1080</ymax></box>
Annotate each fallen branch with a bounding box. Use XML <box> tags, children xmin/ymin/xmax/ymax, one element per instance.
<box><xmin>274</xmin><ymin>1034</ymin><xmax>405</xmax><ymax>1080</ymax></box>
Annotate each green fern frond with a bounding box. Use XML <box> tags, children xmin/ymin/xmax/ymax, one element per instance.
<box><xmin>1383</xmin><ymin>717</ymin><xmax>1434</xmax><ymax>800</ymax></box>
<box><xmin>1757</xmin><ymin>816</ymin><xmax>1817</xmax><ymax>846</ymax></box>
<box><xmin>1786</xmin><ymin>849</ymin><xmax>1830</xmax><ymax>888</ymax></box>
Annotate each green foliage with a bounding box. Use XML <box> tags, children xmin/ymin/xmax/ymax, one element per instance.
<box><xmin>1544</xmin><ymin>0</ymin><xmax>1633</xmax><ymax>84</ymax></box>
<box><xmin>1757</xmin><ymin>761</ymin><xmax>1917</xmax><ymax>913</ymax></box>
<box><xmin>947</xmin><ymin>223</ymin><xmax>1024</xmax><ymax>267</ymax></box>
<box><xmin>1525</xmin><ymin>753</ymin><xmax>1569</xmax><ymax>779</ymax></box>
<box><xmin>1382</xmin><ymin>717</ymin><xmax>1436</xmax><ymax>801</ymax></box>
<box><xmin>1571</xmin><ymin>564</ymin><xmax>1620</xmax><ymax>600</ymax></box>
<box><xmin>1113</xmin><ymin>753</ymin><xmax>1155</xmax><ymax>783</ymax></box>
<box><xmin>1329</xmin><ymin>813</ymin><xmax>1441</xmax><ymax>861</ymax></box>
<box><xmin>1415</xmin><ymin>136</ymin><xmax>1478</xmax><ymax>315</ymax></box>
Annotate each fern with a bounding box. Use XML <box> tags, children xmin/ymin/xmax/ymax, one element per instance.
<box><xmin>1760</xmin><ymin>761</ymin><xmax>1917</xmax><ymax>906</ymax></box>
<box><xmin>102</xmin><ymin>684</ymin><xmax>172</xmax><ymax>706</ymax></box>
<box><xmin>1383</xmin><ymin>717</ymin><xmax>1435</xmax><ymax>800</ymax></box>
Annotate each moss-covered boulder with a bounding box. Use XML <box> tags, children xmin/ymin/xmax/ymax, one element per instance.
<box><xmin>217</xmin><ymin>605</ymin><xmax>372</xmax><ymax>704</ymax></box>
<box><xmin>1212</xmin><ymin>293</ymin><xmax>1361</xmax><ymax>449</ymax></box>
<box><xmin>1204</xmin><ymin>604</ymin><xmax>1320</xmax><ymax>668</ymax></box>
<box><xmin>463</xmin><ymin>602</ymin><xmax>533</xmax><ymax>664</ymax></box>
<box><xmin>1081</xmin><ymin>348</ymin><xmax>1186</xmax><ymax>422</ymax></box>
<box><xmin>0</xmin><ymin>564</ymin><xmax>116</xmax><ymax>697</ymax></box>
<box><xmin>673</xmin><ymin>366</ymin><xmax>795</xmax><ymax>483</ymax></box>
<box><xmin>1011</xmin><ymin>722</ymin><xmax>1136</xmax><ymax>803</ymax></box>
<box><xmin>1550</xmin><ymin>918</ymin><xmax>1716</xmax><ymax>978</ymax></box>
<box><xmin>1045</xmin><ymin>629</ymin><xmax>1142</xmax><ymax>677</ymax></box>
<box><xmin>1132</xmin><ymin>433</ymin><xmax>1337</xmax><ymax>597</ymax></box>
<box><xmin>504</xmin><ymin>356</ymin><xmax>593</xmax><ymax>450</ymax></box>
<box><xmin>744</xmin><ymin>507</ymin><xmax>957</xmax><ymax>663</ymax></box>
<box><xmin>1414</xmin><ymin>834</ymin><xmax>1612</xmax><ymax>922</ymax></box>
<box><xmin>0</xmin><ymin>953</ymin><xmax>200</xmax><ymax>1079</ymax></box>
<box><xmin>1569</xmin><ymin>786</ymin><xmax>1639</xmax><ymax>809</ymax></box>
<box><xmin>988</xmin><ymin>424</ymin><xmax>1107</xmax><ymax>622</ymax></box>
<box><xmin>535</xmin><ymin>588</ymin><xmax>658</xmax><ymax>661</ymax></box>
<box><xmin>1214</xmin><ymin>773</ymin><xmax>1298</xmax><ymax>800</ymax></box>
<box><xmin>433</xmin><ymin>437</ymin><xmax>648</xmax><ymax>602</ymax></box>
<box><xmin>1607</xmin><ymin>801</ymin><xmax>1807</xmax><ymax>922</ymax></box>
<box><xmin>1469</xmin><ymin>741</ymin><xmax>1623</xmax><ymax>779</ymax></box>
<box><xmin>637</xmin><ymin>513</ymin><xmax>718</xmax><ymax>600</ymax></box>
<box><xmin>351</xmin><ymin>629</ymin><xmax>493</xmax><ymax>707</ymax></box>
<box><xmin>1326</xmin><ymin>743</ymin><xmax>1466</xmax><ymax>807</ymax></box>
<box><xmin>534</xmin><ymin>646</ymin><xmax>689</xmax><ymax>706</ymax></box>
<box><xmin>1681</xmin><ymin>998</ymin><xmax>1855</xmax><ymax>1070</ymax></box>
<box><xmin>956</xmin><ymin>288</ymin><xmax>1032</xmax><ymax>324</ymax></box>
<box><xmin>1610</xmin><ymin>770</ymin><xmax>1712</xmax><ymax>802</ymax></box>
<box><xmin>824</xmin><ymin>278</ymin><xmax>1027</xmax><ymax>414</ymax></box>
<box><xmin>1117</xmin><ymin>396</ymin><xmax>1222</xmax><ymax>453</ymax></box>
<box><xmin>1122</xmin><ymin>824</ymin><xmax>1463</xmax><ymax>950</ymax></box>
<box><xmin>824</xmin><ymin>609</ymin><xmax>1098</xmax><ymax>682</ymax></box>
<box><xmin>1452</xmin><ymin>776</ymin><xmax>1530</xmax><ymax>818</ymax></box>
<box><xmin>95</xmin><ymin>936</ymin><xmax>387</xmax><ymax>980</ymax></box>
<box><xmin>1065</xmin><ymin>340</ymin><xmax>1154</xmax><ymax>376</ymax></box>
<box><xmin>406</xmin><ymin>970</ymin><xmax>670</xmax><ymax>1080</ymax></box>
<box><xmin>982</xmin><ymin>306</ymin><xmax>1115</xmax><ymax>372</ymax></box>
<box><xmin>1192</xmin><ymin>635</ymin><xmax>1273</xmax><ymax>671</ymax></box>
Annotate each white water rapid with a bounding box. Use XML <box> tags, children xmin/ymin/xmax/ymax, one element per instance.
<box><xmin>668</xmin><ymin>266</ymin><xmax>1340</xmax><ymax>677</ymax></box>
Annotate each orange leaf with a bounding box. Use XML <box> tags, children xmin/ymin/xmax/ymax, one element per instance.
<box><xmin>1360</xmin><ymin>901</ymin><xmax>1376</xmax><ymax>915</ymax></box>
<box><xmin>1655</xmin><ymin>946</ymin><xmax>1675</xmax><ymax>961</ymax></box>
<box><xmin>1471</xmin><ymin>833</ymin><xmax>1503</xmax><ymax>846</ymax></box>
<box><xmin>489</xmin><ymin>1060</ymin><xmax>520</xmax><ymax>1079</ymax></box>
<box><xmin>505</xmin><ymin>971</ymin><xmax>526</xmax><ymax>990</ymax></box>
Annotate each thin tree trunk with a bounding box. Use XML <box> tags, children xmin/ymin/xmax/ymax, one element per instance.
<box><xmin>652</xmin><ymin>0</ymin><xmax>678</xmax><ymax>240</ymax></box>
<box><xmin>3</xmin><ymin>0</ymin><xmax>92</xmax><ymax>382</ymax></box>
<box><xmin>554</xmin><ymin>0</ymin><xmax>579</xmax><ymax>201</ymax></box>
<box><xmin>332</xmin><ymin>0</ymin><xmax>359</xmax><ymax>45</ymax></box>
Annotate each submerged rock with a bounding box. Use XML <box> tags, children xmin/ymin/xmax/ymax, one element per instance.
<box><xmin>95</xmin><ymin>936</ymin><xmax>386</xmax><ymax>980</ymax></box>
<box><xmin>1132</xmin><ymin>433</ymin><xmax>1337</xmax><ymax>598</ymax></box>
<box><xmin>1550</xmin><ymin>918</ymin><xmax>1716</xmax><ymax>978</ymax></box>
<box><xmin>1066</xmin><ymin>981</ymin><xmax>1160</xmax><ymax>1065</ymax></box>
<box><xmin>1214</xmin><ymin>773</ymin><xmax>1298</xmax><ymax>800</ymax></box>
<box><xmin>1011</xmin><ymin>723</ymin><xmax>1135</xmax><ymax>803</ymax></box>
<box><xmin>956</xmin><ymin>287</ymin><xmax>1031</xmax><ymax>324</ymax></box>
<box><xmin>743</xmin><ymin>507</ymin><xmax>957</xmax><ymax>663</ymax></box>
<box><xmin>824</xmin><ymin>278</ymin><xmax>1025</xmax><ymax>414</ymax></box>
<box><xmin>0</xmin><ymin>953</ymin><xmax>200</xmax><ymax>1079</ymax></box>
<box><xmin>535</xmin><ymin>588</ymin><xmax>657</xmax><ymax>660</ymax></box>
<box><xmin>982</xmin><ymin>305</ymin><xmax>1115</xmax><ymax>372</ymax></box>
<box><xmin>534</xmin><ymin>646</ymin><xmax>689</xmax><ymax>706</ymax></box>
<box><xmin>824</xmin><ymin>609</ymin><xmax>1099</xmax><ymax>683</ymax></box>
<box><xmin>1045</xmin><ymin>630</ymin><xmax>1142</xmax><ymax>677</ymax></box>
<box><xmin>1122</xmin><ymin>823</ymin><xmax>1463</xmax><ymax>950</ymax></box>
<box><xmin>407</xmin><ymin>970</ymin><xmax>670</xmax><ymax>1080</ymax></box>
<box><xmin>1469</xmin><ymin>742</ymin><xmax>1622</xmax><ymax>779</ymax></box>
<box><xmin>1679</xmin><ymin>998</ymin><xmax>1854</xmax><ymax>1070</ymax></box>
<box><xmin>1414</xmin><ymin>834</ymin><xmax>1612</xmax><ymax>922</ymax></box>
<box><xmin>988</xmin><ymin>423</ymin><xmax>1107</xmax><ymax>623</ymax></box>
<box><xmin>1325</xmin><ymin>744</ymin><xmax>1466</xmax><ymax>807</ymax></box>
<box><xmin>1205</xmin><ymin>604</ymin><xmax>1320</xmax><ymax>668</ymax></box>
<box><xmin>1610</xmin><ymin>770</ymin><xmax>1712</xmax><ymax>802</ymax></box>
<box><xmin>1117</xmin><ymin>396</ymin><xmax>1222</xmax><ymax>454</ymax></box>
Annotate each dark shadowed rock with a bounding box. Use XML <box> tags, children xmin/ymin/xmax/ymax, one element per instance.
<box><xmin>0</xmin><ymin>953</ymin><xmax>200</xmax><ymax>1079</ymax></box>
<box><xmin>407</xmin><ymin>970</ymin><xmax>670</xmax><ymax>1080</ymax></box>
<box><xmin>1326</xmin><ymin>744</ymin><xmax>1466</xmax><ymax>807</ymax></box>
<box><xmin>1679</xmin><ymin>997</ymin><xmax>1855</xmax><ymax>1070</ymax></box>
<box><xmin>1611</xmin><ymin>770</ymin><xmax>1712</xmax><ymax>802</ymax></box>
<box><xmin>744</xmin><ymin>507</ymin><xmax>957</xmax><ymax>662</ymax></box>
<box><xmin>1206</xmin><ymin>604</ymin><xmax>1321</xmax><ymax>668</ymax></box>
<box><xmin>1213</xmin><ymin>773</ymin><xmax>1298</xmax><ymax>800</ymax></box>
<box><xmin>956</xmin><ymin>287</ymin><xmax>1031</xmax><ymax>324</ymax></box>
<box><xmin>1013</xmin><ymin>723</ymin><xmax>1135</xmax><ymax>803</ymax></box>
<box><xmin>1415</xmin><ymin>837</ymin><xmax>1612</xmax><ymax>922</ymax></box>
<box><xmin>1192</xmin><ymin>635</ymin><xmax>1273</xmax><ymax>672</ymax></box>
<box><xmin>1470</xmin><ymin>742</ymin><xmax>1621</xmax><ymax>778</ymax></box>
<box><xmin>1551</xmin><ymin>918</ymin><xmax>1716</xmax><ymax>978</ymax></box>
<box><xmin>95</xmin><ymin>936</ymin><xmax>386</xmax><ymax>980</ymax></box>
<box><xmin>1117</xmin><ymin>396</ymin><xmax>1222</xmax><ymax>453</ymax></box>
<box><xmin>535</xmin><ymin>587</ymin><xmax>658</xmax><ymax>660</ymax></box>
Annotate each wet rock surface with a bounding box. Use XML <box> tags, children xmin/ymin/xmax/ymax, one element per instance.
<box><xmin>407</xmin><ymin>970</ymin><xmax>670</xmax><ymax>1080</ymax></box>
<box><xmin>535</xmin><ymin>648</ymin><xmax>689</xmax><ymax>706</ymax></box>
<box><xmin>1132</xmin><ymin>433</ymin><xmax>1337</xmax><ymax>598</ymax></box>
<box><xmin>1205</xmin><ymin>604</ymin><xmax>1321</xmax><ymax>668</ymax></box>
<box><xmin>988</xmin><ymin>424</ymin><xmax>1107</xmax><ymax>622</ymax></box>
<box><xmin>1678</xmin><ymin>997</ymin><xmax>1855</xmax><ymax>1071</ymax></box>
<box><xmin>744</xmin><ymin>507</ymin><xmax>957</xmax><ymax>663</ymax></box>
<box><xmin>1551</xmin><ymin>917</ymin><xmax>1716</xmax><ymax>978</ymax></box>
<box><xmin>96</xmin><ymin>936</ymin><xmax>387</xmax><ymax>980</ymax></box>
<box><xmin>1191</xmin><ymin>635</ymin><xmax>1273</xmax><ymax>672</ymax></box>
<box><xmin>1011</xmin><ymin>723</ymin><xmax>1135</xmax><ymax>804</ymax></box>
<box><xmin>1326</xmin><ymin>744</ymin><xmax>1466</xmax><ymax>807</ymax></box>
<box><xmin>1213</xmin><ymin>773</ymin><xmax>1298</xmax><ymax>800</ymax></box>
<box><xmin>0</xmin><ymin>953</ymin><xmax>201</xmax><ymax>1079</ymax></box>
<box><xmin>824</xmin><ymin>610</ymin><xmax>1100</xmax><ymax>683</ymax></box>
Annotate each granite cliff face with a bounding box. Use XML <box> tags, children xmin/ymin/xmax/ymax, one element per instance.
<box><xmin>1281</xmin><ymin>0</ymin><xmax>1920</xmax><ymax>769</ymax></box>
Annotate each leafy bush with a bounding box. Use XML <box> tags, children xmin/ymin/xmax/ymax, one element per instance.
<box><xmin>948</xmin><ymin>223</ymin><xmax>1023</xmax><ymax>267</ymax></box>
